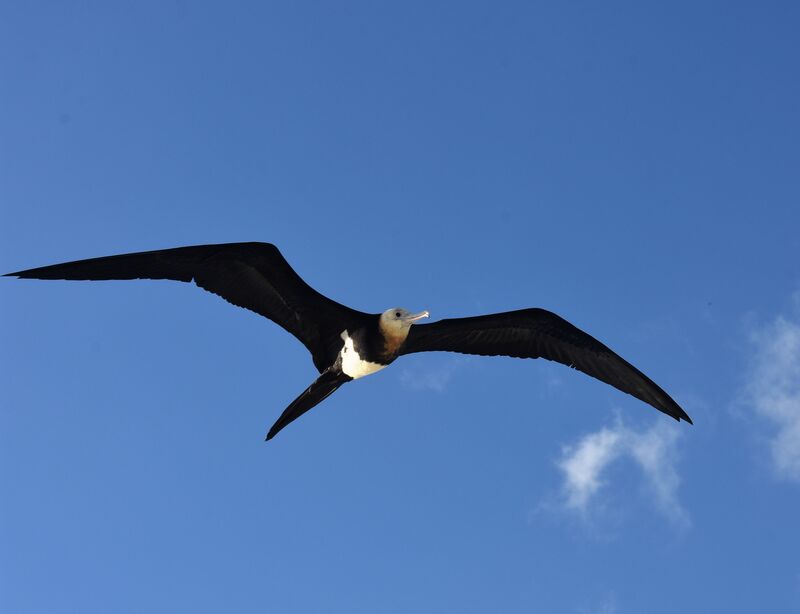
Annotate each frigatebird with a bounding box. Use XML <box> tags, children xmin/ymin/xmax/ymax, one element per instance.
<box><xmin>5</xmin><ymin>242</ymin><xmax>692</xmax><ymax>440</ymax></box>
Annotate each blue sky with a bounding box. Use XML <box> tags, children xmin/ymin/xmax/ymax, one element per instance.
<box><xmin>1</xmin><ymin>2</ymin><xmax>799</xmax><ymax>612</ymax></box>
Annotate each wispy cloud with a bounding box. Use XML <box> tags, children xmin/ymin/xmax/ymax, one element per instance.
<box><xmin>594</xmin><ymin>595</ymin><xmax>618</xmax><ymax>614</ymax></box>
<box><xmin>744</xmin><ymin>293</ymin><xmax>800</xmax><ymax>481</ymax></box>
<box><xmin>556</xmin><ymin>418</ymin><xmax>689</xmax><ymax>527</ymax></box>
<box><xmin>559</xmin><ymin>426</ymin><xmax>623</xmax><ymax>512</ymax></box>
<box><xmin>578</xmin><ymin>592</ymin><xmax>618</xmax><ymax>614</ymax></box>
<box><xmin>398</xmin><ymin>363</ymin><xmax>456</xmax><ymax>392</ymax></box>
<box><xmin>575</xmin><ymin>590</ymin><xmax>618</xmax><ymax>614</ymax></box>
<box><xmin>397</xmin><ymin>357</ymin><xmax>470</xmax><ymax>392</ymax></box>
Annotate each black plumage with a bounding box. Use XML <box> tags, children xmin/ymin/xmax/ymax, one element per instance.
<box><xmin>4</xmin><ymin>242</ymin><xmax>692</xmax><ymax>440</ymax></box>
<box><xmin>400</xmin><ymin>310</ymin><xmax>689</xmax><ymax>426</ymax></box>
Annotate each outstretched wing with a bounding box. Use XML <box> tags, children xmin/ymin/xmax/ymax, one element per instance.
<box><xmin>399</xmin><ymin>308</ymin><xmax>691</xmax><ymax>423</ymax></box>
<box><xmin>5</xmin><ymin>242</ymin><xmax>366</xmax><ymax>371</ymax></box>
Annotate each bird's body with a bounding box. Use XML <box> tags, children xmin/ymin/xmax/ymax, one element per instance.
<box><xmin>340</xmin><ymin>329</ymin><xmax>387</xmax><ymax>379</ymax></box>
<box><xmin>4</xmin><ymin>242</ymin><xmax>692</xmax><ymax>440</ymax></box>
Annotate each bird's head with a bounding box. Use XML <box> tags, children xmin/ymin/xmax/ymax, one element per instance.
<box><xmin>380</xmin><ymin>307</ymin><xmax>429</xmax><ymax>337</ymax></box>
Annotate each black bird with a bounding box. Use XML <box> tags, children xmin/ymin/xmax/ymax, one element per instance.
<box><xmin>4</xmin><ymin>242</ymin><xmax>692</xmax><ymax>440</ymax></box>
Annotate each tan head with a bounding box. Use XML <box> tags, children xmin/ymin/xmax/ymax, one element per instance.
<box><xmin>379</xmin><ymin>307</ymin><xmax>429</xmax><ymax>351</ymax></box>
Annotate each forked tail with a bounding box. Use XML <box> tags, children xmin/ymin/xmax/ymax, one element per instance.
<box><xmin>265</xmin><ymin>369</ymin><xmax>352</xmax><ymax>441</ymax></box>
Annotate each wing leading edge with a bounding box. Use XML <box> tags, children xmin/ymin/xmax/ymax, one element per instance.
<box><xmin>4</xmin><ymin>242</ymin><xmax>367</xmax><ymax>371</ymax></box>
<box><xmin>400</xmin><ymin>308</ymin><xmax>692</xmax><ymax>424</ymax></box>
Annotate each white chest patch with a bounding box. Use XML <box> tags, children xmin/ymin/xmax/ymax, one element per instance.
<box><xmin>340</xmin><ymin>330</ymin><xmax>386</xmax><ymax>379</ymax></box>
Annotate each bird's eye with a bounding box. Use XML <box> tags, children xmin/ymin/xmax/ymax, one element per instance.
<box><xmin>395</xmin><ymin>311</ymin><xmax>401</xmax><ymax>318</ymax></box>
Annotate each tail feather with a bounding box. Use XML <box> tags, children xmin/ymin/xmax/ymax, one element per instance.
<box><xmin>266</xmin><ymin>369</ymin><xmax>351</xmax><ymax>441</ymax></box>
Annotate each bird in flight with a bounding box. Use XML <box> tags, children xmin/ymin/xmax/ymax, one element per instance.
<box><xmin>5</xmin><ymin>242</ymin><xmax>692</xmax><ymax>440</ymax></box>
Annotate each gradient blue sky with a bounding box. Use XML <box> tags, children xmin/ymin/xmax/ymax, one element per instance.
<box><xmin>2</xmin><ymin>2</ymin><xmax>799</xmax><ymax>613</ymax></box>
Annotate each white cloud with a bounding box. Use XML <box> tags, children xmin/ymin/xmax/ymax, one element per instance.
<box><xmin>744</xmin><ymin>294</ymin><xmax>800</xmax><ymax>481</ymax></box>
<box><xmin>628</xmin><ymin>423</ymin><xmax>689</xmax><ymax>526</ymax></box>
<box><xmin>577</xmin><ymin>591</ymin><xmax>617</xmax><ymax>614</ymax></box>
<box><xmin>398</xmin><ymin>357</ymin><xmax>470</xmax><ymax>392</ymax></box>
<box><xmin>595</xmin><ymin>597</ymin><xmax>618</xmax><ymax>614</ymax></box>
<box><xmin>398</xmin><ymin>363</ymin><xmax>456</xmax><ymax>392</ymax></box>
<box><xmin>559</xmin><ymin>426</ymin><xmax>623</xmax><ymax>511</ymax></box>
<box><xmin>557</xmin><ymin>418</ymin><xmax>688</xmax><ymax>526</ymax></box>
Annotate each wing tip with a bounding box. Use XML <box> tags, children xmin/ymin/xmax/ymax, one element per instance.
<box><xmin>670</xmin><ymin>405</ymin><xmax>693</xmax><ymax>425</ymax></box>
<box><xmin>4</xmin><ymin>267</ymin><xmax>65</xmax><ymax>280</ymax></box>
